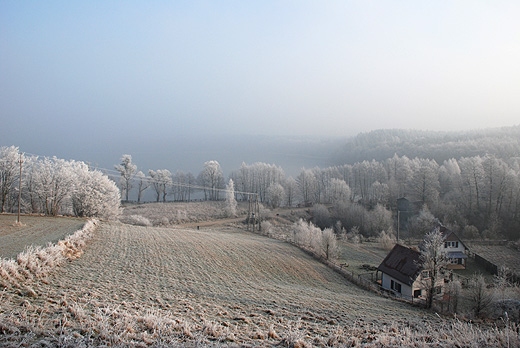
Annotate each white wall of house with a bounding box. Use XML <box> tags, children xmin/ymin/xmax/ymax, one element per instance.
<box><xmin>443</xmin><ymin>240</ymin><xmax>466</xmax><ymax>266</ymax></box>
<box><xmin>381</xmin><ymin>273</ymin><xmax>413</xmax><ymax>299</ymax></box>
<box><xmin>381</xmin><ymin>272</ymin><xmax>444</xmax><ymax>300</ymax></box>
<box><xmin>443</xmin><ymin>240</ymin><xmax>465</xmax><ymax>253</ymax></box>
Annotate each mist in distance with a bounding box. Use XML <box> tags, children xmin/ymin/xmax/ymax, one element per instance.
<box><xmin>1</xmin><ymin>1</ymin><xmax>519</xmax><ymax>173</ymax></box>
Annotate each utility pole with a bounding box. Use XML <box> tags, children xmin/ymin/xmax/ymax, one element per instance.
<box><xmin>255</xmin><ymin>194</ymin><xmax>260</xmax><ymax>231</ymax></box>
<box><xmin>397</xmin><ymin>210</ymin><xmax>413</xmax><ymax>242</ymax></box>
<box><xmin>247</xmin><ymin>194</ymin><xmax>252</xmax><ymax>231</ymax></box>
<box><xmin>17</xmin><ymin>153</ymin><xmax>23</xmax><ymax>224</ymax></box>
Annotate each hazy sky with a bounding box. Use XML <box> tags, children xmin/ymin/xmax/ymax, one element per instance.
<box><xmin>1</xmin><ymin>1</ymin><xmax>520</xmax><ymax>167</ymax></box>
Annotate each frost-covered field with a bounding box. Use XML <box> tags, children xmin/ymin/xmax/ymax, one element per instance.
<box><xmin>0</xmin><ymin>214</ymin><xmax>86</xmax><ymax>259</ymax></box>
<box><xmin>1</xmin><ymin>217</ymin><xmax>518</xmax><ymax>347</ymax></box>
<box><xmin>120</xmin><ymin>201</ymin><xmax>249</xmax><ymax>226</ymax></box>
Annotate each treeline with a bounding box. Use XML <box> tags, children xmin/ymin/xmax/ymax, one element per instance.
<box><xmin>113</xmin><ymin>149</ymin><xmax>519</xmax><ymax>241</ymax></box>
<box><xmin>333</xmin><ymin>125</ymin><xmax>520</xmax><ymax>165</ymax></box>
<box><xmin>0</xmin><ymin>146</ymin><xmax>120</xmax><ymax>220</ymax></box>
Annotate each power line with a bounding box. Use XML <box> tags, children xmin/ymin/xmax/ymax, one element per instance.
<box><xmin>18</xmin><ymin>150</ymin><xmax>257</xmax><ymax>197</ymax></box>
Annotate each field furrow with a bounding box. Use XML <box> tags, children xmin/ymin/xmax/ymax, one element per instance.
<box><xmin>6</xmin><ymin>220</ymin><xmax>486</xmax><ymax>346</ymax></box>
<box><xmin>0</xmin><ymin>215</ymin><xmax>86</xmax><ymax>259</ymax></box>
<box><xmin>6</xmin><ymin>222</ymin><xmax>435</xmax><ymax>344</ymax></box>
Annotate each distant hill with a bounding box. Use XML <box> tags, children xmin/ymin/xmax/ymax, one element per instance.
<box><xmin>332</xmin><ymin>125</ymin><xmax>520</xmax><ymax>165</ymax></box>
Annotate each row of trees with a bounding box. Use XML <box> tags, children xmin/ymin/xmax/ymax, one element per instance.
<box><xmin>114</xmin><ymin>155</ymin><xmax>222</xmax><ymax>203</ymax></box>
<box><xmin>112</xmin><ymin>151</ymin><xmax>520</xmax><ymax>240</ymax></box>
<box><xmin>0</xmin><ymin>146</ymin><xmax>120</xmax><ymax>220</ymax></box>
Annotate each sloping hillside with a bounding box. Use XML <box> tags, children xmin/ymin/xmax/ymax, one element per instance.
<box><xmin>1</xmin><ymin>221</ymin><xmax>515</xmax><ymax>346</ymax></box>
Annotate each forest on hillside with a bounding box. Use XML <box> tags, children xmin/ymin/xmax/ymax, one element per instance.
<box><xmin>332</xmin><ymin>125</ymin><xmax>520</xmax><ymax>165</ymax></box>
<box><xmin>2</xmin><ymin>126</ymin><xmax>519</xmax><ymax>241</ymax></box>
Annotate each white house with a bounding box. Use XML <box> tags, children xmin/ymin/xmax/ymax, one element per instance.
<box><xmin>438</xmin><ymin>225</ymin><xmax>468</xmax><ymax>269</ymax></box>
<box><xmin>377</xmin><ymin>244</ymin><xmax>444</xmax><ymax>300</ymax></box>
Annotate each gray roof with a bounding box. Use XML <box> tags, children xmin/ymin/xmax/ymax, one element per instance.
<box><xmin>378</xmin><ymin>244</ymin><xmax>423</xmax><ymax>286</ymax></box>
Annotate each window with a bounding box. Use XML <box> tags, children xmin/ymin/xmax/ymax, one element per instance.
<box><xmin>450</xmin><ymin>258</ymin><xmax>459</xmax><ymax>264</ymax></box>
<box><xmin>391</xmin><ymin>280</ymin><xmax>402</xmax><ymax>293</ymax></box>
<box><xmin>444</xmin><ymin>241</ymin><xmax>459</xmax><ymax>248</ymax></box>
<box><xmin>414</xmin><ymin>289</ymin><xmax>422</xmax><ymax>298</ymax></box>
<box><xmin>421</xmin><ymin>270</ymin><xmax>431</xmax><ymax>279</ymax></box>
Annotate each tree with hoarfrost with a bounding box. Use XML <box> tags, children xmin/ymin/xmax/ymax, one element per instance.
<box><xmin>326</xmin><ymin>178</ymin><xmax>350</xmax><ymax>204</ymax></box>
<box><xmin>284</xmin><ymin>177</ymin><xmax>298</xmax><ymax>207</ymax></box>
<box><xmin>114</xmin><ymin>154</ymin><xmax>137</xmax><ymax>201</ymax></box>
<box><xmin>1</xmin><ymin>152</ymin><xmax>122</xmax><ymax>219</ymax></box>
<box><xmin>0</xmin><ymin>146</ymin><xmax>21</xmax><ymax>213</ymax></box>
<box><xmin>225</xmin><ymin>179</ymin><xmax>238</xmax><ymax>217</ymax></box>
<box><xmin>149</xmin><ymin>169</ymin><xmax>172</xmax><ymax>202</ymax></box>
<box><xmin>266</xmin><ymin>183</ymin><xmax>285</xmax><ymax>208</ymax></box>
<box><xmin>320</xmin><ymin>228</ymin><xmax>338</xmax><ymax>260</ymax></box>
<box><xmin>419</xmin><ymin>227</ymin><xmax>449</xmax><ymax>309</ymax></box>
<box><xmin>135</xmin><ymin>171</ymin><xmax>149</xmax><ymax>203</ymax></box>
<box><xmin>297</xmin><ymin>168</ymin><xmax>317</xmax><ymax>205</ymax></box>
<box><xmin>32</xmin><ymin>157</ymin><xmax>77</xmax><ymax>216</ymax></box>
<box><xmin>199</xmin><ymin>160</ymin><xmax>223</xmax><ymax>201</ymax></box>
<box><xmin>71</xmin><ymin>163</ymin><xmax>121</xmax><ymax>220</ymax></box>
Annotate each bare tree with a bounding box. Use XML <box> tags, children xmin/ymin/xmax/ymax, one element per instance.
<box><xmin>408</xmin><ymin>158</ymin><xmax>440</xmax><ymax>207</ymax></box>
<box><xmin>284</xmin><ymin>176</ymin><xmax>297</xmax><ymax>207</ymax></box>
<box><xmin>32</xmin><ymin>157</ymin><xmax>76</xmax><ymax>216</ymax></box>
<box><xmin>469</xmin><ymin>273</ymin><xmax>494</xmax><ymax>318</ymax></box>
<box><xmin>446</xmin><ymin>279</ymin><xmax>462</xmax><ymax>314</ymax></box>
<box><xmin>149</xmin><ymin>169</ymin><xmax>172</xmax><ymax>202</ymax></box>
<box><xmin>135</xmin><ymin>171</ymin><xmax>149</xmax><ymax>203</ymax></box>
<box><xmin>494</xmin><ymin>264</ymin><xmax>511</xmax><ymax>312</ymax></box>
<box><xmin>114</xmin><ymin>154</ymin><xmax>137</xmax><ymax>201</ymax></box>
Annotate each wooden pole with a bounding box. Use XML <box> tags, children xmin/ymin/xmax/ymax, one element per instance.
<box><xmin>17</xmin><ymin>153</ymin><xmax>23</xmax><ymax>224</ymax></box>
<box><xmin>247</xmin><ymin>194</ymin><xmax>252</xmax><ymax>231</ymax></box>
<box><xmin>256</xmin><ymin>194</ymin><xmax>260</xmax><ymax>231</ymax></box>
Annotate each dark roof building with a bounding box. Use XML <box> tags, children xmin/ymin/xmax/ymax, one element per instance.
<box><xmin>377</xmin><ymin>244</ymin><xmax>422</xmax><ymax>286</ymax></box>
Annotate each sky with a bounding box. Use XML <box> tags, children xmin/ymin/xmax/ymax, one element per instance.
<box><xmin>1</xmin><ymin>1</ymin><xmax>520</xmax><ymax>173</ymax></box>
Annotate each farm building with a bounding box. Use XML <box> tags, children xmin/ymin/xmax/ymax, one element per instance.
<box><xmin>377</xmin><ymin>244</ymin><xmax>444</xmax><ymax>301</ymax></box>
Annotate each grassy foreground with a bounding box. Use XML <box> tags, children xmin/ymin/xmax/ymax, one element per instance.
<box><xmin>0</xmin><ymin>220</ymin><xmax>517</xmax><ymax>347</ymax></box>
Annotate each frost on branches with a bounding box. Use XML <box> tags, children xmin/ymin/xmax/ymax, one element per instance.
<box><xmin>225</xmin><ymin>179</ymin><xmax>237</xmax><ymax>217</ymax></box>
<box><xmin>0</xmin><ymin>147</ymin><xmax>121</xmax><ymax>220</ymax></box>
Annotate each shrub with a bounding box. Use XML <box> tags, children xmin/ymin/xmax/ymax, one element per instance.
<box><xmin>377</xmin><ymin>230</ymin><xmax>396</xmax><ymax>250</ymax></box>
<box><xmin>121</xmin><ymin>215</ymin><xmax>152</xmax><ymax>227</ymax></box>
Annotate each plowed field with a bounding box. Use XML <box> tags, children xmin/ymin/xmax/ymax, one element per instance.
<box><xmin>1</xmin><ymin>221</ymin><xmax>441</xmax><ymax>346</ymax></box>
<box><xmin>0</xmin><ymin>214</ymin><xmax>86</xmax><ymax>259</ymax></box>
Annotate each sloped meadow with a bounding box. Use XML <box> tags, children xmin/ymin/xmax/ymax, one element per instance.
<box><xmin>0</xmin><ymin>215</ymin><xmax>517</xmax><ymax>346</ymax></box>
